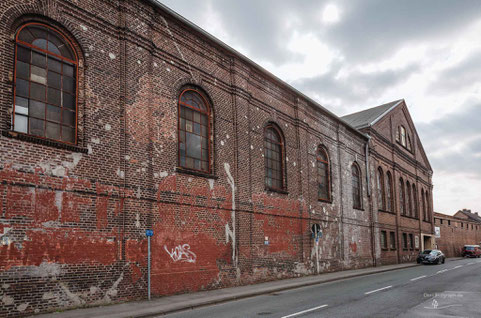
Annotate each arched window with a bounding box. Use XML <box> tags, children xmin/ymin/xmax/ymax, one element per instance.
<box><xmin>400</xmin><ymin>126</ymin><xmax>407</xmax><ymax>147</ymax></box>
<box><xmin>317</xmin><ymin>146</ymin><xmax>330</xmax><ymax>201</ymax></box>
<box><xmin>13</xmin><ymin>23</ymin><xmax>78</xmax><ymax>143</ymax></box>
<box><xmin>377</xmin><ymin>167</ymin><xmax>386</xmax><ymax>210</ymax></box>
<box><xmin>351</xmin><ymin>163</ymin><xmax>362</xmax><ymax>209</ymax></box>
<box><xmin>421</xmin><ymin>189</ymin><xmax>427</xmax><ymax>221</ymax></box>
<box><xmin>412</xmin><ymin>184</ymin><xmax>418</xmax><ymax>218</ymax></box>
<box><xmin>406</xmin><ymin>181</ymin><xmax>412</xmax><ymax>217</ymax></box>
<box><xmin>386</xmin><ymin>172</ymin><xmax>393</xmax><ymax>212</ymax></box>
<box><xmin>425</xmin><ymin>191</ymin><xmax>431</xmax><ymax>222</ymax></box>
<box><xmin>264</xmin><ymin>124</ymin><xmax>284</xmax><ymax>190</ymax></box>
<box><xmin>178</xmin><ymin>89</ymin><xmax>211</xmax><ymax>172</ymax></box>
<box><xmin>399</xmin><ymin>178</ymin><xmax>405</xmax><ymax>215</ymax></box>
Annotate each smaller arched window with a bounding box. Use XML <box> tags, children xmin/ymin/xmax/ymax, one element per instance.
<box><xmin>399</xmin><ymin>178</ymin><xmax>405</xmax><ymax>215</ymax></box>
<box><xmin>265</xmin><ymin>124</ymin><xmax>285</xmax><ymax>191</ymax></box>
<box><xmin>351</xmin><ymin>163</ymin><xmax>362</xmax><ymax>209</ymax></box>
<box><xmin>412</xmin><ymin>184</ymin><xmax>418</xmax><ymax>219</ymax></box>
<box><xmin>317</xmin><ymin>146</ymin><xmax>330</xmax><ymax>201</ymax></box>
<box><xmin>400</xmin><ymin>126</ymin><xmax>407</xmax><ymax>147</ymax></box>
<box><xmin>421</xmin><ymin>189</ymin><xmax>427</xmax><ymax>221</ymax></box>
<box><xmin>386</xmin><ymin>172</ymin><xmax>393</xmax><ymax>212</ymax></box>
<box><xmin>377</xmin><ymin>167</ymin><xmax>386</xmax><ymax>210</ymax></box>
<box><xmin>406</xmin><ymin>181</ymin><xmax>412</xmax><ymax>217</ymax></box>
<box><xmin>13</xmin><ymin>23</ymin><xmax>78</xmax><ymax>143</ymax></box>
<box><xmin>178</xmin><ymin>89</ymin><xmax>211</xmax><ymax>173</ymax></box>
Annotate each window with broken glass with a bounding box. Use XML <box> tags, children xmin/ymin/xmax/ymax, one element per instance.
<box><xmin>178</xmin><ymin>89</ymin><xmax>210</xmax><ymax>173</ymax></box>
<box><xmin>13</xmin><ymin>23</ymin><xmax>77</xmax><ymax>143</ymax></box>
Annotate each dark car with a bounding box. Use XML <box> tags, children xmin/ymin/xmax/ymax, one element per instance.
<box><xmin>462</xmin><ymin>245</ymin><xmax>481</xmax><ymax>258</ymax></box>
<box><xmin>417</xmin><ymin>249</ymin><xmax>445</xmax><ymax>265</ymax></box>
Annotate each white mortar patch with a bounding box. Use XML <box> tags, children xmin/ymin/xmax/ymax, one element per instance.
<box><xmin>109</xmin><ymin>53</ymin><xmax>116</xmax><ymax>60</ymax></box>
<box><xmin>105</xmin><ymin>124</ymin><xmax>111</xmax><ymax>131</ymax></box>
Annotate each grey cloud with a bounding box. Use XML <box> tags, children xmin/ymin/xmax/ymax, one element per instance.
<box><xmin>417</xmin><ymin>102</ymin><xmax>481</xmax><ymax>176</ymax></box>
<box><xmin>291</xmin><ymin>62</ymin><xmax>420</xmax><ymax>111</ymax></box>
<box><xmin>429</xmin><ymin>51</ymin><xmax>481</xmax><ymax>93</ymax></box>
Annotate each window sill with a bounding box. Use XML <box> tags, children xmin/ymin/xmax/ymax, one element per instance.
<box><xmin>175</xmin><ymin>167</ymin><xmax>218</xmax><ymax>179</ymax></box>
<box><xmin>390</xmin><ymin>248</ymin><xmax>397</xmax><ymax>251</ymax></box>
<box><xmin>379</xmin><ymin>209</ymin><xmax>395</xmax><ymax>214</ymax></box>
<box><xmin>401</xmin><ymin>215</ymin><xmax>419</xmax><ymax>220</ymax></box>
<box><xmin>318</xmin><ymin>198</ymin><xmax>333</xmax><ymax>204</ymax></box>
<box><xmin>2</xmin><ymin>130</ymin><xmax>88</xmax><ymax>153</ymax></box>
<box><xmin>265</xmin><ymin>187</ymin><xmax>288</xmax><ymax>195</ymax></box>
<box><xmin>353</xmin><ymin>206</ymin><xmax>364</xmax><ymax>211</ymax></box>
<box><xmin>381</xmin><ymin>248</ymin><xmax>389</xmax><ymax>251</ymax></box>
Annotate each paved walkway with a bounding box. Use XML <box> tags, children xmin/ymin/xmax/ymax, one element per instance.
<box><xmin>35</xmin><ymin>259</ymin><xmax>461</xmax><ymax>318</ymax></box>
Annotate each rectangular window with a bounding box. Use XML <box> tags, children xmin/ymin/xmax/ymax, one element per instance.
<box><xmin>440</xmin><ymin>219</ymin><xmax>443</xmax><ymax>225</ymax></box>
<box><xmin>381</xmin><ymin>231</ymin><xmax>387</xmax><ymax>249</ymax></box>
<box><xmin>448</xmin><ymin>220</ymin><xmax>451</xmax><ymax>226</ymax></box>
<box><xmin>389</xmin><ymin>232</ymin><xmax>396</xmax><ymax>250</ymax></box>
<box><xmin>409</xmin><ymin>234</ymin><xmax>414</xmax><ymax>250</ymax></box>
<box><xmin>402</xmin><ymin>233</ymin><xmax>408</xmax><ymax>249</ymax></box>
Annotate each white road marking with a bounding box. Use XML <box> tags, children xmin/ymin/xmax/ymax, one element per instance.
<box><xmin>365</xmin><ymin>285</ymin><xmax>392</xmax><ymax>295</ymax></box>
<box><xmin>437</xmin><ymin>269</ymin><xmax>448</xmax><ymax>274</ymax></box>
<box><xmin>454</xmin><ymin>265</ymin><xmax>463</xmax><ymax>269</ymax></box>
<box><xmin>410</xmin><ymin>275</ymin><xmax>427</xmax><ymax>281</ymax></box>
<box><xmin>467</xmin><ymin>262</ymin><xmax>473</xmax><ymax>265</ymax></box>
<box><xmin>281</xmin><ymin>305</ymin><xmax>328</xmax><ymax>318</ymax></box>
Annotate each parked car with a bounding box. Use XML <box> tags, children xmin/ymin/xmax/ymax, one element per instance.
<box><xmin>417</xmin><ymin>249</ymin><xmax>445</xmax><ymax>265</ymax></box>
<box><xmin>462</xmin><ymin>245</ymin><xmax>481</xmax><ymax>258</ymax></box>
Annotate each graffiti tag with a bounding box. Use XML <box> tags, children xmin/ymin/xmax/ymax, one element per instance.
<box><xmin>164</xmin><ymin>244</ymin><xmax>197</xmax><ymax>263</ymax></box>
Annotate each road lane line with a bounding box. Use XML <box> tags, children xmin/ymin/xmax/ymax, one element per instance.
<box><xmin>467</xmin><ymin>262</ymin><xmax>473</xmax><ymax>265</ymax></box>
<box><xmin>410</xmin><ymin>275</ymin><xmax>426</xmax><ymax>281</ymax></box>
<box><xmin>436</xmin><ymin>269</ymin><xmax>448</xmax><ymax>274</ymax></box>
<box><xmin>365</xmin><ymin>285</ymin><xmax>392</xmax><ymax>295</ymax></box>
<box><xmin>281</xmin><ymin>305</ymin><xmax>328</xmax><ymax>318</ymax></box>
<box><xmin>454</xmin><ymin>265</ymin><xmax>463</xmax><ymax>269</ymax></box>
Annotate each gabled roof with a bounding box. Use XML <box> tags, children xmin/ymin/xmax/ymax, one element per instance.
<box><xmin>341</xmin><ymin>100</ymin><xmax>403</xmax><ymax>129</ymax></box>
<box><xmin>456</xmin><ymin>209</ymin><xmax>481</xmax><ymax>223</ymax></box>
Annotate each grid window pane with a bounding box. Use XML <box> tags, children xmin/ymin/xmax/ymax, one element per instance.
<box><xmin>178</xmin><ymin>90</ymin><xmax>210</xmax><ymax>173</ymax></box>
<box><xmin>14</xmin><ymin>24</ymin><xmax>77</xmax><ymax>143</ymax></box>
<box><xmin>16</xmin><ymin>61</ymin><xmax>29</xmax><ymax>79</ymax></box>
<box><xmin>265</xmin><ymin>127</ymin><xmax>283</xmax><ymax>190</ymax></box>
<box><xmin>14</xmin><ymin>115</ymin><xmax>28</xmax><ymax>133</ymax></box>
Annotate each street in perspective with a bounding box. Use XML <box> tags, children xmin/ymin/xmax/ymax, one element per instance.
<box><xmin>164</xmin><ymin>257</ymin><xmax>481</xmax><ymax>318</ymax></box>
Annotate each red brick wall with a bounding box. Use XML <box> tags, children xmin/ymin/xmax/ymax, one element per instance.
<box><xmin>0</xmin><ymin>1</ymin><xmax>433</xmax><ymax>317</ymax></box>
<box><xmin>434</xmin><ymin>213</ymin><xmax>481</xmax><ymax>257</ymax></box>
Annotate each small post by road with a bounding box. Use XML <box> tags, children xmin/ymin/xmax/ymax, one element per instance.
<box><xmin>145</xmin><ymin>229</ymin><xmax>154</xmax><ymax>300</ymax></box>
<box><xmin>311</xmin><ymin>224</ymin><xmax>322</xmax><ymax>274</ymax></box>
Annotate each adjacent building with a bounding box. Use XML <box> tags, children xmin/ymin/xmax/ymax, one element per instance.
<box><xmin>0</xmin><ymin>0</ymin><xmax>434</xmax><ymax>316</ymax></box>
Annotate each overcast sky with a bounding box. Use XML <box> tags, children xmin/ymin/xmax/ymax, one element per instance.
<box><xmin>160</xmin><ymin>0</ymin><xmax>481</xmax><ymax>215</ymax></box>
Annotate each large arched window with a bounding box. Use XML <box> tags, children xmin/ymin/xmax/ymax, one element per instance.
<box><xmin>386</xmin><ymin>172</ymin><xmax>393</xmax><ymax>212</ymax></box>
<box><xmin>412</xmin><ymin>184</ymin><xmax>418</xmax><ymax>219</ymax></box>
<box><xmin>264</xmin><ymin>124</ymin><xmax>284</xmax><ymax>190</ymax></box>
<box><xmin>13</xmin><ymin>23</ymin><xmax>78</xmax><ymax>143</ymax></box>
<box><xmin>406</xmin><ymin>181</ymin><xmax>412</xmax><ymax>217</ymax></box>
<box><xmin>351</xmin><ymin>163</ymin><xmax>362</xmax><ymax>209</ymax></box>
<box><xmin>377</xmin><ymin>167</ymin><xmax>386</xmax><ymax>210</ymax></box>
<box><xmin>178</xmin><ymin>89</ymin><xmax>211</xmax><ymax>173</ymax></box>
<box><xmin>317</xmin><ymin>146</ymin><xmax>330</xmax><ymax>201</ymax></box>
<box><xmin>399</xmin><ymin>178</ymin><xmax>405</xmax><ymax>215</ymax></box>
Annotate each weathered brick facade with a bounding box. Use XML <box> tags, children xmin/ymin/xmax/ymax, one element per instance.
<box><xmin>434</xmin><ymin>211</ymin><xmax>481</xmax><ymax>258</ymax></box>
<box><xmin>0</xmin><ymin>1</ymin><xmax>433</xmax><ymax>316</ymax></box>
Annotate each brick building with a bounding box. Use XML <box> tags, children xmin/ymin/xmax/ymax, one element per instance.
<box><xmin>434</xmin><ymin>210</ymin><xmax>481</xmax><ymax>258</ymax></box>
<box><xmin>0</xmin><ymin>0</ymin><xmax>433</xmax><ymax>316</ymax></box>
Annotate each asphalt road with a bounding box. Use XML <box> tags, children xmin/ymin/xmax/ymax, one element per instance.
<box><xmin>162</xmin><ymin>257</ymin><xmax>481</xmax><ymax>318</ymax></box>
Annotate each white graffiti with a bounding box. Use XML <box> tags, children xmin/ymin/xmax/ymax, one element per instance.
<box><xmin>164</xmin><ymin>244</ymin><xmax>197</xmax><ymax>263</ymax></box>
<box><xmin>224</xmin><ymin>162</ymin><xmax>237</xmax><ymax>266</ymax></box>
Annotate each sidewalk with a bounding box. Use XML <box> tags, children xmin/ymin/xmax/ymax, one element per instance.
<box><xmin>36</xmin><ymin>261</ymin><xmax>425</xmax><ymax>318</ymax></box>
